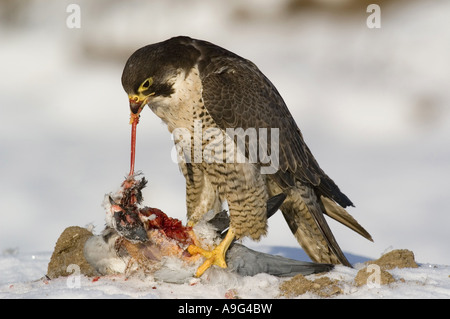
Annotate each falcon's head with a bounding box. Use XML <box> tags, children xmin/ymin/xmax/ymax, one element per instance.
<box><xmin>121</xmin><ymin>37</ymin><xmax>201</xmax><ymax>118</ymax></box>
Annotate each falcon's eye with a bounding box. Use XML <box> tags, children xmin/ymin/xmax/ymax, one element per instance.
<box><xmin>138</xmin><ymin>77</ymin><xmax>153</xmax><ymax>93</ymax></box>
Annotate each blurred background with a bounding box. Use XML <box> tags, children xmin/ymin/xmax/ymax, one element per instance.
<box><xmin>1</xmin><ymin>0</ymin><xmax>449</xmax><ymax>265</ymax></box>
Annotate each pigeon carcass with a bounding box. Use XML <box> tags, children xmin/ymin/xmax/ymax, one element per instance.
<box><xmin>83</xmin><ymin>174</ymin><xmax>333</xmax><ymax>283</ymax></box>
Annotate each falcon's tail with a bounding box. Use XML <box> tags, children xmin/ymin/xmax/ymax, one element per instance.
<box><xmin>280</xmin><ymin>184</ymin><xmax>371</xmax><ymax>267</ymax></box>
<box><xmin>320</xmin><ymin>196</ymin><xmax>373</xmax><ymax>242</ymax></box>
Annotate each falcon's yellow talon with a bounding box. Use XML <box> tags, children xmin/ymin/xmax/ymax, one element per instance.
<box><xmin>187</xmin><ymin>229</ymin><xmax>235</xmax><ymax>277</ymax></box>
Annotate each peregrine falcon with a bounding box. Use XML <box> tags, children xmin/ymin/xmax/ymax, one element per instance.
<box><xmin>121</xmin><ymin>36</ymin><xmax>372</xmax><ymax>276</ymax></box>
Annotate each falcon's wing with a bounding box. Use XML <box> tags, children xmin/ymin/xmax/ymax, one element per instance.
<box><xmin>196</xmin><ymin>45</ymin><xmax>352</xmax><ymax>208</ymax></box>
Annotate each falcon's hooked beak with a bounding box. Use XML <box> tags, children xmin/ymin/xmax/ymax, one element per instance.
<box><xmin>128</xmin><ymin>94</ymin><xmax>148</xmax><ymax>122</ymax></box>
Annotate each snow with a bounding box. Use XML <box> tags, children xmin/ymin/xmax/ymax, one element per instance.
<box><xmin>1</xmin><ymin>250</ymin><xmax>449</xmax><ymax>299</ymax></box>
<box><xmin>1</xmin><ymin>0</ymin><xmax>450</xmax><ymax>298</ymax></box>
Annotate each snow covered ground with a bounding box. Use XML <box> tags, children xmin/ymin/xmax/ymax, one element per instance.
<box><xmin>1</xmin><ymin>0</ymin><xmax>450</xmax><ymax>298</ymax></box>
<box><xmin>1</xmin><ymin>249</ymin><xmax>449</xmax><ymax>299</ymax></box>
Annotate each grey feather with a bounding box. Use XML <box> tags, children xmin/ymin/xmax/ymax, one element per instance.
<box><xmin>227</xmin><ymin>243</ymin><xmax>333</xmax><ymax>277</ymax></box>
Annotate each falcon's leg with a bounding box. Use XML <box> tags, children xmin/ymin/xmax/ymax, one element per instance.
<box><xmin>187</xmin><ymin>228</ymin><xmax>235</xmax><ymax>277</ymax></box>
<box><xmin>179</xmin><ymin>162</ymin><xmax>221</xmax><ymax>225</ymax></box>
